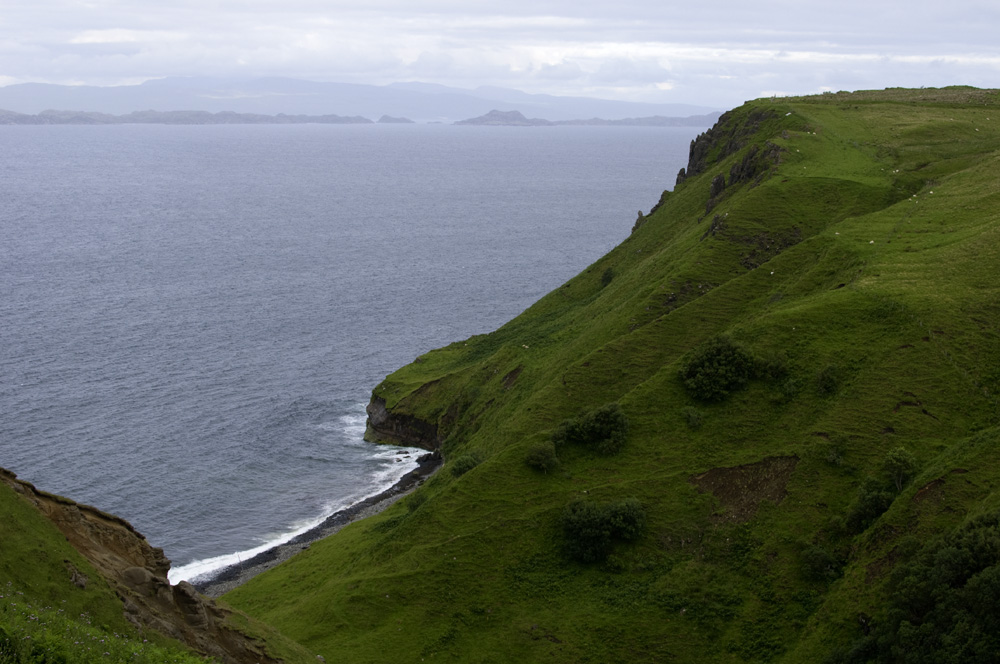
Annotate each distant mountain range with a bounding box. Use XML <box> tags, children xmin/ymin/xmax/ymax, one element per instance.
<box><xmin>0</xmin><ymin>108</ymin><xmax>376</xmax><ymax>125</ymax></box>
<box><xmin>0</xmin><ymin>76</ymin><xmax>718</xmax><ymax>123</ymax></box>
<box><xmin>0</xmin><ymin>107</ymin><xmax>721</xmax><ymax>127</ymax></box>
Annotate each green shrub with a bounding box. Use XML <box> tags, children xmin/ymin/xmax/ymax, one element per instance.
<box><xmin>816</xmin><ymin>364</ymin><xmax>842</xmax><ymax>396</ymax></box>
<box><xmin>450</xmin><ymin>453</ymin><xmax>481</xmax><ymax>478</ymax></box>
<box><xmin>834</xmin><ymin>513</ymin><xmax>1000</xmax><ymax>663</ymax></box>
<box><xmin>823</xmin><ymin>440</ymin><xmax>846</xmax><ymax>468</ymax></box>
<box><xmin>561</xmin><ymin>498</ymin><xmax>646</xmax><ymax>563</ymax></box>
<box><xmin>881</xmin><ymin>446</ymin><xmax>917</xmax><ymax>492</ymax></box>
<box><xmin>525</xmin><ymin>441</ymin><xmax>559</xmax><ymax>473</ymax></box>
<box><xmin>845</xmin><ymin>478</ymin><xmax>894</xmax><ymax>533</ymax></box>
<box><xmin>406</xmin><ymin>491</ymin><xmax>427</xmax><ymax>512</ymax></box>
<box><xmin>801</xmin><ymin>545</ymin><xmax>842</xmax><ymax>581</ymax></box>
<box><xmin>682</xmin><ymin>406</ymin><xmax>704</xmax><ymax>430</ymax></box>
<box><xmin>776</xmin><ymin>376</ymin><xmax>803</xmax><ymax>403</ymax></box>
<box><xmin>0</xmin><ymin>627</ymin><xmax>15</xmax><ymax>661</ymax></box>
<box><xmin>754</xmin><ymin>349</ymin><xmax>789</xmax><ymax>381</ymax></box>
<box><xmin>680</xmin><ymin>336</ymin><xmax>757</xmax><ymax>401</ymax></box>
<box><xmin>551</xmin><ymin>403</ymin><xmax>629</xmax><ymax>455</ymax></box>
<box><xmin>607</xmin><ymin>498</ymin><xmax>647</xmax><ymax>541</ymax></box>
<box><xmin>601</xmin><ymin>267</ymin><xmax>615</xmax><ymax>287</ymax></box>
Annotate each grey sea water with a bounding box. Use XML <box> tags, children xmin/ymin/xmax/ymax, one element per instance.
<box><xmin>0</xmin><ymin>123</ymin><xmax>698</xmax><ymax>581</ymax></box>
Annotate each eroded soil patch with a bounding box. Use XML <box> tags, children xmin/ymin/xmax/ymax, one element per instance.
<box><xmin>690</xmin><ymin>455</ymin><xmax>799</xmax><ymax>522</ymax></box>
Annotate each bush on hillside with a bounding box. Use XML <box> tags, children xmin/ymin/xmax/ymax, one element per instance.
<box><xmin>801</xmin><ymin>545</ymin><xmax>842</xmax><ymax>582</ymax></box>
<box><xmin>680</xmin><ymin>336</ymin><xmax>758</xmax><ymax>402</ymax></box>
<box><xmin>831</xmin><ymin>513</ymin><xmax>1000</xmax><ymax>664</ymax></box>
<box><xmin>682</xmin><ymin>406</ymin><xmax>704</xmax><ymax>430</ymax></box>
<box><xmin>754</xmin><ymin>349</ymin><xmax>790</xmax><ymax>381</ymax></box>
<box><xmin>881</xmin><ymin>446</ymin><xmax>917</xmax><ymax>492</ymax></box>
<box><xmin>551</xmin><ymin>403</ymin><xmax>629</xmax><ymax>455</ymax></box>
<box><xmin>601</xmin><ymin>267</ymin><xmax>615</xmax><ymax>287</ymax></box>
<box><xmin>450</xmin><ymin>453</ymin><xmax>481</xmax><ymax>478</ymax></box>
<box><xmin>525</xmin><ymin>441</ymin><xmax>559</xmax><ymax>473</ymax></box>
<box><xmin>816</xmin><ymin>364</ymin><xmax>842</xmax><ymax>396</ymax></box>
<box><xmin>561</xmin><ymin>498</ymin><xmax>647</xmax><ymax>563</ymax></box>
<box><xmin>844</xmin><ymin>448</ymin><xmax>919</xmax><ymax>533</ymax></box>
<box><xmin>845</xmin><ymin>478</ymin><xmax>895</xmax><ymax>534</ymax></box>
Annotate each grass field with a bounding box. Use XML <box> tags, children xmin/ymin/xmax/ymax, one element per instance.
<box><xmin>225</xmin><ymin>87</ymin><xmax>1000</xmax><ymax>662</ymax></box>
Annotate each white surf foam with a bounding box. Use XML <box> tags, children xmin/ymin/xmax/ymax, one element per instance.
<box><xmin>168</xmin><ymin>438</ymin><xmax>426</xmax><ymax>585</ymax></box>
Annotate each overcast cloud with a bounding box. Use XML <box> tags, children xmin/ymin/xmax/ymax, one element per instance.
<box><xmin>2</xmin><ymin>0</ymin><xmax>998</xmax><ymax>107</ymax></box>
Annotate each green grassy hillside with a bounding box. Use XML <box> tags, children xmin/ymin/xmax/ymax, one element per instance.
<box><xmin>0</xmin><ymin>471</ymin><xmax>316</xmax><ymax>664</ymax></box>
<box><xmin>226</xmin><ymin>87</ymin><xmax>1000</xmax><ymax>663</ymax></box>
<box><xmin>0</xmin><ymin>477</ymin><xmax>205</xmax><ymax>663</ymax></box>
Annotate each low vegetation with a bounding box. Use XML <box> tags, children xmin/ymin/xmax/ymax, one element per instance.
<box><xmin>224</xmin><ymin>86</ymin><xmax>1000</xmax><ymax>663</ymax></box>
<box><xmin>524</xmin><ymin>440</ymin><xmax>559</xmax><ymax>473</ymax></box>
<box><xmin>551</xmin><ymin>402</ymin><xmax>629</xmax><ymax>455</ymax></box>
<box><xmin>561</xmin><ymin>498</ymin><xmax>646</xmax><ymax>562</ymax></box>
<box><xmin>679</xmin><ymin>336</ymin><xmax>759</xmax><ymax>401</ymax></box>
<box><xmin>832</xmin><ymin>513</ymin><xmax>1000</xmax><ymax>663</ymax></box>
<box><xmin>0</xmin><ymin>586</ymin><xmax>205</xmax><ymax>664</ymax></box>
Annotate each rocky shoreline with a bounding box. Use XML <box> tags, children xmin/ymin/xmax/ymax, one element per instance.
<box><xmin>193</xmin><ymin>451</ymin><xmax>441</xmax><ymax>597</ymax></box>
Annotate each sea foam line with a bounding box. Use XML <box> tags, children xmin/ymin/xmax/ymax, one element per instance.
<box><xmin>168</xmin><ymin>445</ymin><xmax>423</xmax><ymax>585</ymax></box>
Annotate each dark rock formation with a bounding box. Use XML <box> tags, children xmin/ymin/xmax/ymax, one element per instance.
<box><xmin>701</xmin><ymin>214</ymin><xmax>727</xmax><ymax>241</ymax></box>
<box><xmin>365</xmin><ymin>395</ymin><xmax>441</xmax><ymax>450</ymax></box>
<box><xmin>729</xmin><ymin>142</ymin><xmax>783</xmax><ymax>186</ymax></box>
<box><xmin>683</xmin><ymin>109</ymin><xmax>778</xmax><ymax>180</ymax></box>
<box><xmin>706</xmin><ymin>174</ymin><xmax>727</xmax><ymax>212</ymax></box>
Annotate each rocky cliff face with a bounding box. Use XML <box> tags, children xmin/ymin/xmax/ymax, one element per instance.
<box><xmin>365</xmin><ymin>395</ymin><xmax>440</xmax><ymax>451</ymax></box>
<box><xmin>0</xmin><ymin>467</ymin><xmax>284</xmax><ymax>664</ymax></box>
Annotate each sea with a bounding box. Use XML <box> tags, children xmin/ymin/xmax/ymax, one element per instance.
<box><xmin>0</xmin><ymin>123</ymin><xmax>699</xmax><ymax>583</ymax></box>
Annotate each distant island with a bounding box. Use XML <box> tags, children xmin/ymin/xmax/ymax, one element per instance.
<box><xmin>377</xmin><ymin>115</ymin><xmax>415</xmax><ymax>124</ymax></box>
<box><xmin>0</xmin><ymin>106</ymin><xmax>721</xmax><ymax>127</ymax></box>
<box><xmin>455</xmin><ymin>108</ymin><xmax>723</xmax><ymax>127</ymax></box>
<box><xmin>455</xmin><ymin>109</ymin><xmax>554</xmax><ymax>126</ymax></box>
<box><xmin>0</xmin><ymin>108</ymin><xmax>374</xmax><ymax>125</ymax></box>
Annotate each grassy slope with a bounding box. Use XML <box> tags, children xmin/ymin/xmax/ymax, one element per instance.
<box><xmin>0</xmin><ymin>479</ymin><xmax>316</xmax><ymax>664</ymax></box>
<box><xmin>0</xmin><ymin>480</ymin><xmax>204</xmax><ymax>663</ymax></box>
<box><xmin>226</xmin><ymin>87</ymin><xmax>1000</xmax><ymax>663</ymax></box>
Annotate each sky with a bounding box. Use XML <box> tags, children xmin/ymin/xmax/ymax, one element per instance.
<box><xmin>2</xmin><ymin>0</ymin><xmax>998</xmax><ymax>108</ymax></box>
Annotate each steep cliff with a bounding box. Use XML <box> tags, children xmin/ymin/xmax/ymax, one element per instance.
<box><xmin>0</xmin><ymin>467</ymin><xmax>315</xmax><ymax>664</ymax></box>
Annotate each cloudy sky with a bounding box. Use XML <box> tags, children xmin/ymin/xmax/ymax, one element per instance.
<box><xmin>2</xmin><ymin>0</ymin><xmax>998</xmax><ymax>107</ymax></box>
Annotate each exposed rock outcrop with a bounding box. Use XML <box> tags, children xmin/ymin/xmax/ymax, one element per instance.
<box><xmin>683</xmin><ymin>108</ymin><xmax>777</xmax><ymax>179</ymax></box>
<box><xmin>0</xmin><ymin>467</ymin><xmax>283</xmax><ymax>664</ymax></box>
<box><xmin>365</xmin><ymin>395</ymin><xmax>441</xmax><ymax>450</ymax></box>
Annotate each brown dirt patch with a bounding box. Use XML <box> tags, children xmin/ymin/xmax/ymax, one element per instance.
<box><xmin>912</xmin><ymin>478</ymin><xmax>945</xmax><ymax>503</ymax></box>
<box><xmin>690</xmin><ymin>455</ymin><xmax>799</xmax><ymax>523</ymax></box>
<box><xmin>912</xmin><ymin>469</ymin><xmax>969</xmax><ymax>504</ymax></box>
<box><xmin>501</xmin><ymin>365</ymin><xmax>523</xmax><ymax>390</ymax></box>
